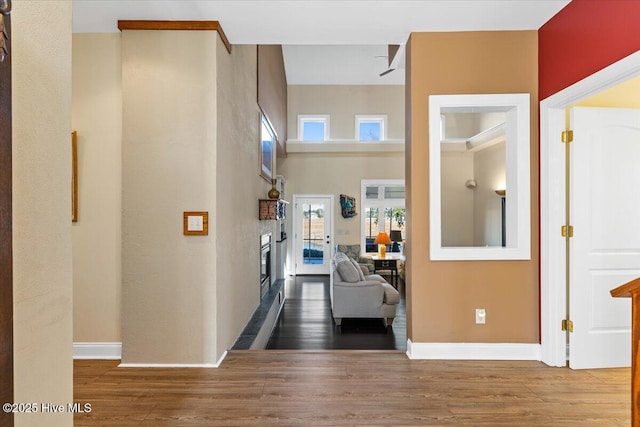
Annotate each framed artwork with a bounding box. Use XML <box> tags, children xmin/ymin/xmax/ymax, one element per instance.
<box><xmin>340</xmin><ymin>194</ymin><xmax>357</xmax><ymax>218</ymax></box>
<box><xmin>260</xmin><ymin>110</ymin><xmax>277</xmax><ymax>182</ymax></box>
<box><xmin>71</xmin><ymin>130</ymin><xmax>78</xmax><ymax>222</ymax></box>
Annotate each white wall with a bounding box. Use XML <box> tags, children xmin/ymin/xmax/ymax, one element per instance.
<box><xmin>12</xmin><ymin>2</ymin><xmax>74</xmax><ymax>425</ymax></box>
<box><xmin>71</xmin><ymin>33</ymin><xmax>122</xmax><ymax>343</ymax></box>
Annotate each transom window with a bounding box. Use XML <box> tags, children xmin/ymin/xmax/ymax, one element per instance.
<box><xmin>298</xmin><ymin>115</ymin><xmax>329</xmax><ymax>141</ymax></box>
<box><xmin>356</xmin><ymin>115</ymin><xmax>386</xmax><ymax>141</ymax></box>
<box><xmin>361</xmin><ymin>180</ymin><xmax>406</xmax><ymax>253</ymax></box>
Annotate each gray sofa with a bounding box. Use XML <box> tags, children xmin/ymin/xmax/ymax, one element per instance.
<box><xmin>335</xmin><ymin>244</ymin><xmax>375</xmax><ymax>274</ymax></box>
<box><xmin>330</xmin><ymin>252</ymin><xmax>400</xmax><ymax>326</ymax></box>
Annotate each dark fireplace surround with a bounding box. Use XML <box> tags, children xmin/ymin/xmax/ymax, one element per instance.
<box><xmin>260</xmin><ymin>233</ymin><xmax>271</xmax><ymax>299</ymax></box>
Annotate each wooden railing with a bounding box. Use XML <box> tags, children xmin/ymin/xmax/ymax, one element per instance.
<box><xmin>611</xmin><ymin>277</ymin><xmax>640</xmax><ymax>427</ymax></box>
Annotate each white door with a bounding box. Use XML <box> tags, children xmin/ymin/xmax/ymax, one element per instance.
<box><xmin>293</xmin><ymin>195</ymin><xmax>333</xmax><ymax>275</ymax></box>
<box><xmin>569</xmin><ymin>107</ymin><xmax>640</xmax><ymax>369</ymax></box>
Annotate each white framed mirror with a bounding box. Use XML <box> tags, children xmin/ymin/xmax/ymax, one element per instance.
<box><xmin>429</xmin><ymin>93</ymin><xmax>531</xmax><ymax>261</ymax></box>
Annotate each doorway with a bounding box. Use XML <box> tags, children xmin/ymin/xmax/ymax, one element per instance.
<box><xmin>541</xmin><ymin>51</ymin><xmax>640</xmax><ymax>368</ymax></box>
<box><xmin>292</xmin><ymin>195</ymin><xmax>333</xmax><ymax>275</ymax></box>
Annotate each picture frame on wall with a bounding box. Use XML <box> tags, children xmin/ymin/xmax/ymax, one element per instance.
<box><xmin>72</xmin><ymin>130</ymin><xmax>78</xmax><ymax>222</ymax></box>
<box><xmin>260</xmin><ymin>110</ymin><xmax>277</xmax><ymax>182</ymax></box>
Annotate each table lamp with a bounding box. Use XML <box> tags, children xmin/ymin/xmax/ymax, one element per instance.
<box><xmin>374</xmin><ymin>231</ymin><xmax>391</xmax><ymax>258</ymax></box>
<box><xmin>389</xmin><ymin>230</ymin><xmax>403</xmax><ymax>252</ymax></box>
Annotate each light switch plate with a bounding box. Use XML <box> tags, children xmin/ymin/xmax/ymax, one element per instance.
<box><xmin>183</xmin><ymin>211</ymin><xmax>208</xmax><ymax>236</ymax></box>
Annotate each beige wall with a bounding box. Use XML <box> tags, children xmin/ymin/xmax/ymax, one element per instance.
<box><xmin>288</xmin><ymin>85</ymin><xmax>404</xmax><ymax>140</ymax></box>
<box><xmin>258</xmin><ymin>45</ymin><xmax>288</xmax><ymax>157</ymax></box>
<box><xmin>440</xmin><ymin>151</ymin><xmax>474</xmax><ymax>246</ymax></box>
<box><xmin>575</xmin><ymin>75</ymin><xmax>640</xmax><ymax>108</ymax></box>
<box><xmin>406</xmin><ymin>31</ymin><xmax>539</xmax><ymax>344</ymax></box>
<box><xmin>473</xmin><ymin>142</ymin><xmax>505</xmax><ymax>247</ymax></box>
<box><xmin>71</xmin><ymin>33</ymin><xmax>122</xmax><ymax>343</ymax></box>
<box><xmin>440</xmin><ymin>144</ymin><xmax>505</xmax><ymax>247</ymax></box>
<box><xmin>279</xmin><ymin>153</ymin><xmax>404</xmax><ymax>266</ymax></box>
<box><xmin>215</xmin><ymin>42</ymin><xmax>270</xmax><ymax>355</ymax></box>
<box><xmin>284</xmin><ymin>83</ymin><xmax>405</xmax><ymax>265</ymax></box>
<box><xmin>121</xmin><ymin>30</ymin><xmax>219</xmax><ymax>364</ymax></box>
<box><xmin>12</xmin><ymin>1</ymin><xmax>74</xmax><ymax>425</ymax></box>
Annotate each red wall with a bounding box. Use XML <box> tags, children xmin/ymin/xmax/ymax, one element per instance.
<box><xmin>539</xmin><ymin>0</ymin><xmax>640</xmax><ymax>100</ymax></box>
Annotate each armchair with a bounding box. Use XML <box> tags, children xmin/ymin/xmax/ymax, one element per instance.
<box><xmin>336</xmin><ymin>244</ymin><xmax>374</xmax><ymax>274</ymax></box>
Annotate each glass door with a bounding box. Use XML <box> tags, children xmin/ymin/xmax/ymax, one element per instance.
<box><xmin>293</xmin><ymin>196</ymin><xmax>333</xmax><ymax>275</ymax></box>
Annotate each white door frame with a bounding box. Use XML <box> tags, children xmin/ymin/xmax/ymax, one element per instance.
<box><xmin>292</xmin><ymin>194</ymin><xmax>335</xmax><ymax>275</ymax></box>
<box><xmin>540</xmin><ymin>50</ymin><xmax>640</xmax><ymax>367</ymax></box>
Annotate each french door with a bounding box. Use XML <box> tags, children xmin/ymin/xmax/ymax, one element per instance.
<box><xmin>568</xmin><ymin>107</ymin><xmax>640</xmax><ymax>369</ymax></box>
<box><xmin>293</xmin><ymin>195</ymin><xmax>333</xmax><ymax>275</ymax></box>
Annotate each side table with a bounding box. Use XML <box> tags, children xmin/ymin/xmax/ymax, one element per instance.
<box><xmin>373</xmin><ymin>258</ymin><xmax>398</xmax><ymax>288</ymax></box>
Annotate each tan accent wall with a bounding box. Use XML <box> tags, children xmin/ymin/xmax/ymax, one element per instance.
<box><xmin>12</xmin><ymin>1</ymin><xmax>74</xmax><ymax>425</ymax></box>
<box><xmin>71</xmin><ymin>33</ymin><xmax>122</xmax><ymax>343</ymax></box>
<box><xmin>288</xmin><ymin>85</ymin><xmax>404</xmax><ymax>140</ymax></box>
<box><xmin>406</xmin><ymin>31</ymin><xmax>539</xmax><ymax>343</ymax></box>
<box><xmin>121</xmin><ymin>30</ymin><xmax>219</xmax><ymax>364</ymax></box>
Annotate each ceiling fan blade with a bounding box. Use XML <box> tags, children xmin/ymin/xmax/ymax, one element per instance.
<box><xmin>379</xmin><ymin>68</ymin><xmax>395</xmax><ymax>77</ymax></box>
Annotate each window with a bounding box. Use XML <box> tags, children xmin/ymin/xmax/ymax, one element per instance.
<box><xmin>298</xmin><ymin>115</ymin><xmax>329</xmax><ymax>141</ymax></box>
<box><xmin>361</xmin><ymin>180</ymin><xmax>406</xmax><ymax>253</ymax></box>
<box><xmin>356</xmin><ymin>115</ymin><xmax>386</xmax><ymax>141</ymax></box>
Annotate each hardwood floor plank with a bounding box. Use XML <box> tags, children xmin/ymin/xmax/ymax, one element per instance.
<box><xmin>266</xmin><ymin>275</ymin><xmax>406</xmax><ymax>350</ymax></box>
<box><xmin>74</xmin><ymin>352</ymin><xmax>630</xmax><ymax>426</ymax></box>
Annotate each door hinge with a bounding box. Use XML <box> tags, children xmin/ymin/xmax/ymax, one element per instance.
<box><xmin>561</xmin><ymin>130</ymin><xmax>574</xmax><ymax>143</ymax></box>
<box><xmin>561</xmin><ymin>225</ymin><xmax>574</xmax><ymax>238</ymax></box>
<box><xmin>562</xmin><ymin>319</ymin><xmax>574</xmax><ymax>332</ymax></box>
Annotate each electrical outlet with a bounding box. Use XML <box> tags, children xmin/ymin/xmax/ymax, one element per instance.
<box><xmin>475</xmin><ymin>309</ymin><xmax>486</xmax><ymax>324</ymax></box>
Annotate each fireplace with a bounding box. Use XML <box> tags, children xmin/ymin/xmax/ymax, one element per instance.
<box><xmin>260</xmin><ymin>233</ymin><xmax>271</xmax><ymax>299</ymax></box>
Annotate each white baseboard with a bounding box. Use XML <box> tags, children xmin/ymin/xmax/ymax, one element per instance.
<box><xmin>73</xmin><ymin>342</ymin><xmax>122</xmax><ymax>360</ymax></box>
<box><xmin>406</xmin><ymin>340</ymin><xmax>541</xmax><ymax>361</ymax></box>
<box><xmin>118</xmin><ymin>351</ymin><xmax>228</xmax><ymax>368</ymax></box>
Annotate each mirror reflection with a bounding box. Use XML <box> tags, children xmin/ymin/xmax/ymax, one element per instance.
<box><xmin>440</xmin><ymin>111</ymin><xmax>506</xmax><ymax>247</ymax></box>
<box><xmin>428</xmin><ymin>93</ymin><xmax>530</xmax><ymax>261</ymax></box>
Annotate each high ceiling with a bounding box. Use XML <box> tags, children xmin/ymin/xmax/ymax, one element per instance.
<box><xmin>73</xmin><ymin>0</ymin><xmax>571</xmax><ymax>84</ymax></box>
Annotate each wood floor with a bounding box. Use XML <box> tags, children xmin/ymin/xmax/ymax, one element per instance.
<box><xmin>74</xmin><ymin>352</ymin><xmax>631</xmax><ymax>426</ymax></box>
<box><xmin>266</xmin><ymin>275</ymin><xmax>406</xmax><ymax>350</ymax></box>
<box><xmin>73</xmin><ymin>275</ymin><xmax>631</xmax><ymax>425</ymax></box>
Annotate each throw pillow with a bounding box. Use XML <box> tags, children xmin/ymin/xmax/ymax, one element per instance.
<box><xmin>349</xmin><ymin>257</ymin><xmax>366</xmax><ymax>281</ymax></box>
<box><xmin>336</xmin><ymin>258</ymin><xmax>360</xmax><ymax>283</ymax></box>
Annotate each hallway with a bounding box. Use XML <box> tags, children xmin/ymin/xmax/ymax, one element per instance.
<box><xmin>266</xmin><ymin>275</ymin><xmax>406</xmax><ymax>351</ymax></box>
